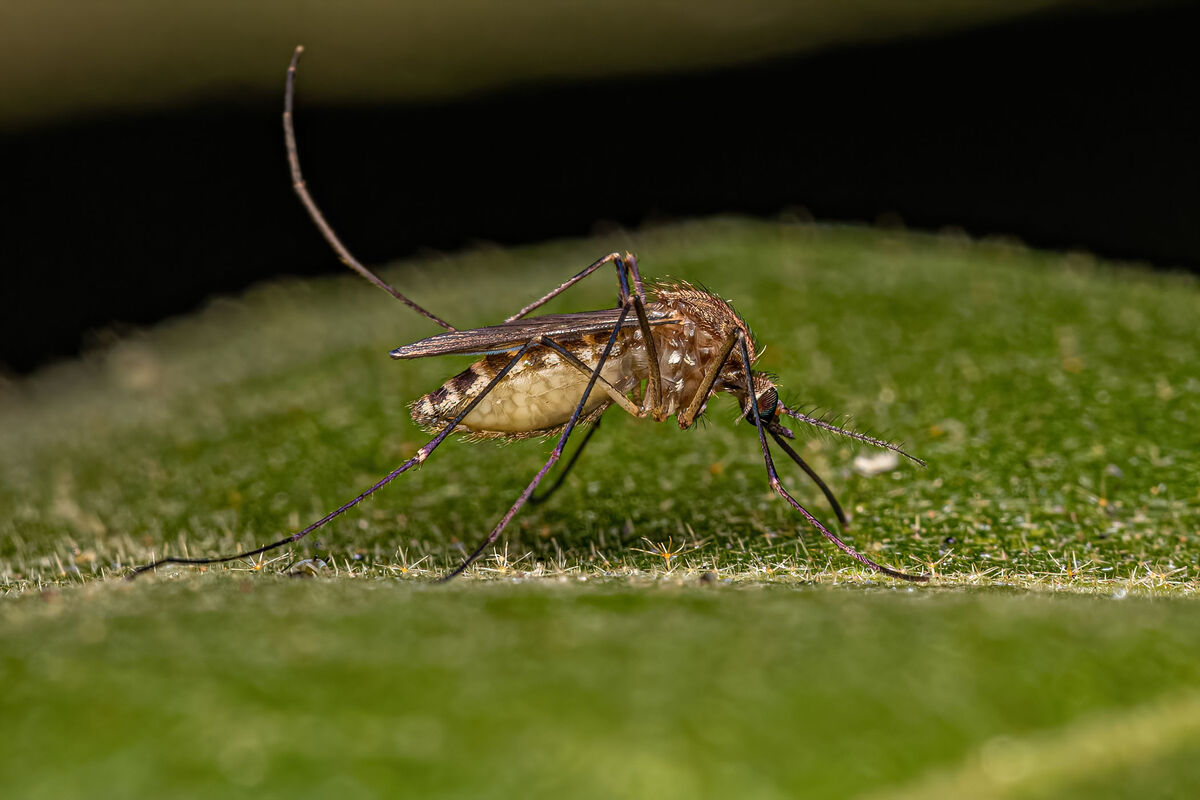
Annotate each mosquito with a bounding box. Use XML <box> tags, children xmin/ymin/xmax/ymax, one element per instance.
<box><xmin>130</xmin><ymin>46</ymin><xmax>929</xmax><ymax>583</ymax></box>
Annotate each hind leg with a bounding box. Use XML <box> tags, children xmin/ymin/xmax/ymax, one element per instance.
<box><xmin>128</xmin><ymin>339</ymin><xmax>542</xmax><ymax>578</ymax></box>
<box><xmin>443</xmin><ymin>303</ymin><xmax>633</xmax><ymax>580</ymax></box>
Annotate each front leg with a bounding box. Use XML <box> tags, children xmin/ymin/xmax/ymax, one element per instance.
<box><xmin>677</xmin><ymin>330</ymin><xmax>739</xmax><ymax>430</ymax></box>
<box><xmin>737</xmin><ymin>333</ymin><xmax>929</xmax><ymax>582</ymax></box>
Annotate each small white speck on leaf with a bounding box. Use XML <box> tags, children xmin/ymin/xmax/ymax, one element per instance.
<box><xmin>853</xmin><ymin>450</ymin><xmax>899</xmax><ymax>477</ymax></box>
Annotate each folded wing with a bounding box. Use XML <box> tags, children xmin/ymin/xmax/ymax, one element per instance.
<box><xmin>389</xmin><ymin>308</ymin><xmax>678</xmax><ymax>359</ymax></box>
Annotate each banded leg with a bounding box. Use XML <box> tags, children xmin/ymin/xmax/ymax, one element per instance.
<box><xmin>285</xmin><ymin>46</ymin><xmax>456</xmax><ymax>331</ymax></box>
<box><xmin>529</xmin><ymin>414</ymin><xmax>605</xmax><ymax>505</ymax></box>
<box><xmin>128</xmin><ymin>341</ymin><xmax>540</xmax><ymax>578</ymax></box>
<box><xmin>442</xmin><ymin>304</ymin><xmax>632</xmax><ymax>580</ymax></box>
<box><xmin>737</xmin><ymin>334</ymin><xmax>929</xmax><ymax>582</ymax></box>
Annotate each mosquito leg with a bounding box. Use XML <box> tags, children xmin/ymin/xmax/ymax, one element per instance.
<box><xmin>767</xmin><ymin>429</ymin><xmax>849</xmax><ymax>529</ymax></box>
<box><xmin>607</xmin><ymin>252</ymin><xmax>665</xmax><ymax>417</ymax></box>
<box><xmin>284</xmin><ymin>46</ymin><xmax>456</xmax><ymax>331</ymax></box>
<box><xmin>539</xmin><ymin>337</ymin><xmax>642</xmax><ymax>417</ymax></box>
<box><xmin>677</xmin><ymin>330</ymin><xmax>739</xmax><ymax>429</ymax></box>
<box><xmin>502</xmin><ymin>253</ymin><xmax>660</xmax><ymax>421</ymax></box>
<box><xmin>652</xmin><ymin>326</ymin><xmax>848</xmax><ymax>528</ymax></box>
<box><xmin>529</xmin><ymin>414</ymin><xmax>604</xmax><ymax>505</ymax></box>
<box><xmin>623</xmin><ymin>252</ymin><xmax>647</xmax><ymax>302</ymax></box>
<box><xmin>443</xmin><ymin>304</ymin><xmax>632</xmax><ymax>580</ymax></box>
<box><xmin>127</xmin><ymin>340</ymin><xmax>541</xmax><ymax>579</ymax></box>
<box><xmin>505</xmin><ymin>252</ymin><xmax>627</xmax><ymax>322</ymax></box>
<box><xmin>738</xmin><ymin>334</ymin><xmax>929</xmax><ymax>583</ymax></box>
<box><xmin>630</xmin><ymin>301</ymin><xmax>665</xmax><ymax>420</ymax></box>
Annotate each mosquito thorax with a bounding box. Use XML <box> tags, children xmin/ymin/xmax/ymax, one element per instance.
<box><xmin>642</xmin><ymin>281</ymin><xmax>760</xmax><ymax>423</ymax></box>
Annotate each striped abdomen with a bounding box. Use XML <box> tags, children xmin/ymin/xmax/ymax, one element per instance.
<box><xmin>410</xmin><ymin>332</ymin><xmax>641</xmax><ymax>439</ymax></box>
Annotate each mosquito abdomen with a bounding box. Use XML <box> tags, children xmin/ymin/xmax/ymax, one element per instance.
<box><xmin>411</xmin><ymin>335</ymin><xmax>640</xmax><ymax>439</ymax></box>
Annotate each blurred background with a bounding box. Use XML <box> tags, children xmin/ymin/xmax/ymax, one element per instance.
<box><xmin>2</xmin><ymin>0</ymin><xmax>1195</xmax><ymax>375</ymax></box>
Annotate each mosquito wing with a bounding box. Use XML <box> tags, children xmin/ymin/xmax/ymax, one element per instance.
<box><xmin>389</xmin><ymin>308</ymin><xmax>678</xmax><ymax>359</ymax></box>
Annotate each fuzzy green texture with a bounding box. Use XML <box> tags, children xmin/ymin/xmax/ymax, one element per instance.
<box><xmin>2</xmin><ymin>219</ymin><xmax>1199</xmax><ymax>796</ymax></box>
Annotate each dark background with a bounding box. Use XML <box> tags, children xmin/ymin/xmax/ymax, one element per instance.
<box><xmin>3</xmin><ymin>1</ymin><xmax>1196</xmax><ymax>375</ymax></box>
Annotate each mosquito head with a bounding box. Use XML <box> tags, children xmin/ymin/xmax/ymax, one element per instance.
<box><xmin>738</xmin><ymin>372</ymin><xmax>795</xmax><ymax>438</ymax></box>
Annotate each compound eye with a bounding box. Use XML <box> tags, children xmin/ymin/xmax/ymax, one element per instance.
<box><xmin>757</xmin><ymin>388</ymin><xmax>779</xmax><ymax>422</ymax></box>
